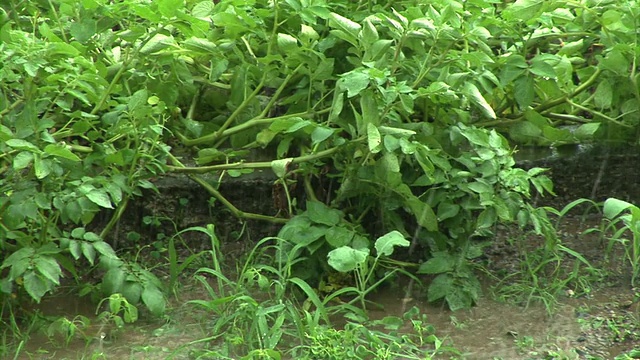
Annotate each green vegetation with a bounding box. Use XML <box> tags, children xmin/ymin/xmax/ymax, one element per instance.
<box><xmin>1</xmin><ymin>0</ymin><xmax>640</xmax><ymax>358</ymax></box>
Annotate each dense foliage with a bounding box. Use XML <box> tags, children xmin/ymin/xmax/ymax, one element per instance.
<box><xmin>1</xmin><ymin>0</ymin><xmax>639</xmax><ymax>354</ymax></box>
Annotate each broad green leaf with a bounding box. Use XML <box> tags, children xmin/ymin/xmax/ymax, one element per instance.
<box><xmin>325</xmin><ymin>226</ymin><xmax>355</xmax><ymax>248</ymax></box>
<box><xmin>340</xmin><ymin>71</ymin><xmax>370</xmax><ymax>98</ymax></box>
<box><xmin>182</xmin><ymin>37</ymin><xmax>217</xmax><ymax>53</ymax></box>
<box><xmin>271</xmin><ymin>158</ymin><xmax>292</xmax><ymax>178</ymax></box>
<box><xmin>81</xmin><ymin>242</ymin><xmax>97</xmax><ymax>265</ymax></box>
<box><xmin>44</xmin><ymin>144</ymin><xmax>81</xmax><ymax>161</ymax></box>
<box><xmin>360</xmin><ymin>19</ymin><xmax>379</xmax><ymax>44</ymax></box>
<box><xmin>364</xmin><ymin>39</ymin><xmax>393</xmax><ymax>62</ymax></box>
<box><xmin>329</xmin><ymin>13</ymin><xmax>361</xmax><ymax>38</ymax></box>
<box><xmin>600</xmin><ymin>50</ymin><xmax>630</xmax><ymax>76</ymax></box>
<box><xmin>437</xmin><ymin>202</ymin><xmax>460</xmax><ymax>221</ymax></box>
<box><xmin>306</xmin><ymin>201</ymin><xmax>343</xmax><ymax>226</ymax></box>
<box><xmin>102</xmin><ymin>267</ymin><xmax>125</xmax><ymax>294</ymax></box>
<box><xmin>48</xmin><ymin>42</ymin><xmax>80</xmax><ymax>57</ymax></box>
<box><xmin>6</xmin><ymin>139</ymin><xmax>39</xmax><ymax>152</ymax></box>
<box><xmin>93</xmin><ymin>241</ymin><xmax>118</xmax><ymax>258</ymax></box>
<box><xmin>509</xmin><ymin>121</ymin><xmax>542</xmax><ymax>143</ymax></box>
<box><xmin>13</xmin><ymin>152</ymin><xmax>33</xmax><ymax>170</ymax></box>
<box><xmin>142</xmin><ymin>285</ymin><xmax>166</xmax><ymax>316</ymax></box>
<box><xmin>34</xmin><ymin>156</ymin><xmax>52</xmax><ymax>179</ymax></box>
<box><xmin>476</xmin><ymin>208</ymin><xmax>497</xmax><ymax>230</ymax></box>
<box><xmin>311</xmin><ymin>126</ymin><xmax>335</xmax><ymax>145</ymax></box>
<box><xmin>327</xmin><ymin>246</ymin><xmax>369</xmax><ymax>272</ymax></box>
<box><xmin>406</xmin><ymin>196</ymin><xmax>437</xmax><ymax>231</ymax></box>
<box><xmin>374</xmin><ymin>231</ymin><xmax>409</xmax><ymax>257</ymax></box>
<box><xmin>427</xmin><ymin>273</ymin><xmax>453</xmax><ymax>302</ymax></box>
<box><xmin>418</xmin><ymin>252</ymin><xmax>456</xmax><ymax>274</ymax></box>
<box><xmin>594</xmin><ymin>79</ymin><xmax>613</xmax><ymax>109</ymax></box>
<box><xmin>462</xmin><ymin>83</ymin><xmax>496</xmax><ymax>119</ymax></box>
<box><xmin>277</xmin><ymin>33</ymin><xmax>298</xmax><ymax>53</ymax></box>
<box><xmin>604</xmin><ymin>198</ymin><xmax>634</xmax><ymax>219</ymax></box>
<box><xmin>574</xmin><ymin>123</ymin><xmax>600</xmax><ymax>140</ymax></box>
<box><xmin>514</xmin><ymin>76</ymin><xmax>534</xmax><ymax>109</ymax></box>
<box><xmin>86</xmin><ymin>189</ymin><xmax>113</xmax><ymax>208</ymax></box>
<box><xmin>300</xmin><ymin>24</ymin><xmax>319</xmax><ymax>44</ymax></box>
<box><xmin>158</xmin><ymin>0</ymin><xmax>182</xmax><ymax>17</ymax></box>
<box><xmin>502</xmin><ymin>0</ymin><xmax>544</xmax><ymax>21</ymax></box>
<box><xmin>367</xmin><ymin>123</ymin><xmax>382</xmax><ymax>153</ymax></box>
<box><xmin>139</xmin><ymin>34</ymin><xmax>175</xmax><ymax>54</ymax></box>
<box><xmin>467</xmin><ymin>180</ymin><xmax>493</xmax><ymax>194</ymax></box>
<box><xmin>192</xmin><ymin>1</ymin><xmax>214</xmax><ymax>19</ymax></box>
<box><xmin>23</xmin><ymin>271</ymin><xmax>50</xmax><ymax>303</ymax></box>
<box><xmin>70</xmin><ymin>18</ymin><xmax>96</xmax><ymax>43</ymax></box>
<box><xmin>122</xmin><ymin>282</ymin><xmax>143</xmax><ymax>304</ymax></box>
<box><xmin>34</xmin><ymin>256</ymin><xmax>62</xmax><ymax>286</ymax></box>
<box><xmin>529</xmin><ymin>58</ymin><xmax>556</xmax><ymax>79</ymax></box>
<box><xmin>557</xmin><ymin>39</ymin><xmax>584</xmax><ymax>56</ymax></box>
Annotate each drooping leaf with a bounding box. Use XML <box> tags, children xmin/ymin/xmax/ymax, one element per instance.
<box><xmin>327</xmin><ymin>246</ymin><xmax>369</xmax><ymax>272</ymax></box>
<box><xmin>462</xmin><ymin>83</ymin><xmax>496</xmax><ymax>119</ymax></box>
<box><xmin>374</xmin><ymin>231</ymin><xmax>409</xmax><ymax>257</ymax></box>
<box><xmin>141</xmin><ymin>285</ymin><xmax>166</xmax><ymax>316</ymax></box>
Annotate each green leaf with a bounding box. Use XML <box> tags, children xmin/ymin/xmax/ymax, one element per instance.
<box><xmin>139</xmin><ymin>34</ymin><xmax>175</xmax><ymax>54</ymax></box>
<box><xmin>271</xmin><ymin>158</ymin><xmax>292</xmax><ymax>178</ymax></box>
<box><xmin>13</xmin><ymin>152</ymin><xmax>34</xmax><ymax>170</ymax></box>
<box><xmin>514</xmin><ymin>76</ymin><xmax>534</xmax><ymax>109</ymax></box>
<box><xmin>6</xmin><ymin>139</ymin><xmax>39</xmax><ymax>152</ymax></box>
<box><xmin>34</xmin><ymin>256</ymin><xmax>62</xmax><ymax>286</ymax></box>
<box><xmin>34</xmin><ymin>156</ymin><xmax>52</xmax><ymax>179</ymax></box>
<box><xmin>502</xmin><ymin>0</ymin><xmax>544</xmax><ymax>22</ymax></box>
<box><xmin>427</xmin><ymin>273</ymin><xmax>453</xmax><ymax>302</ymax></box>
<box><xmin>23</xmin><ymin>271</ymin><xmax>50</xmax><ymax>303</ymax></box>
<box><xmin>102</xmin><ymin>267</ymin><xmax>125</xmax><ymax>294</ymax></box>
<box><xmin>340</xmin><ymin>71</ymin><xmax>370</xmax><ymax>98</ymax></box>
<box><xmin>306</xmin><ymin>201</ymin><xmax>343</xmax><ymax>226</ymax></box>
<box><xmin>328</xmin><ymin>12</ymin><xmax>361</xmax><ymax>38</ymax></box>
<box><xmin>86</xmin><ymin>190</ymin><xmax>113</xmax><ymax>209</ymax></box>
<box><xmin>418</xmin><ymin>252</ymin><xmax>456</xmax><ymax>274</ymax></box>
<box><xmin>529</xmin><ymin>57</ymin><xmax>556</xmax><ymax>78</ymax></box>
<box><xmin>81</xmin><ymin>241</ymin><xmax>97</xmax><ymax>265</ymax></box>
<box><xmin>325</xmin><ymin>226</ymin><xmax>355</xmax><ymax>248</ymax></box>
<box><xmin>437</xmin><ymin>202</ymin><xmax>460</xmax><ymax>221</ymax></box>
<box><xmin>367</xmin><ymin>123</ymin><xmax>382</xmax><ymax>153</ymax></box>
<box><xmin>327</xmin><ymin>246</ymin><xmax>369</xmax><ymax>272</ymax></box>
<box><xmin>574</xmin><ymin>123</ymin><xmax>600</xmax><ymax>140</ymax></box>
<box><xmin>594</xmin><ymin>79</ymin><xmax>613</xmax><ymax>109</ymax></box>
<box><xmin>277</xmin><ymin>33</ymin><xmax>298</xmax><ymax>53</ymax></box>
<box><xmin>406</xmin><ymin>196</ymin><xmax>438</xmax><ymax>231</ymax></box>
<box><xmin>44</xmin><ymin>144</ymin><xmax>81</xmax><ymax>161</ymax></box>
<box><xmin>141</xmin><ymin>285</ymin><xmax>166</xmax><ymax>316</ymax></box>
<box><xmin>462</xmin><ymin>83</ymin><xmax>496</xmax><ymax>119</ymax></box>
<box><xmin>467</xmin><ymin>180</ymin><xmax>493</xmax><ymax>194</ymax></box>
<box><xmin>158</xmin><ymin>0</ymin><xmax>182</xmax><ymax>17</ymax></box>
<box><xmin>122</xmin><ymin>282</ymin><xmax>143</xmax><ymax>304</ymax></box>
<box><xmin>311</xmin><ymin>126</ymin><xmax>335</xmax><ymax>145</ymax></box>
<box><xmin>374</xmin><ymin>231</ymin><xmax>409</xmax><ymax>257</ymax></box>
<box><xmin>182</xmin><ymin>37</ymin><xmax>217</xmax><ymax>53</ymax></box>
<box><xmin>93</xmin><ymin>242</ymin><xmax>118</xmax><ymax>259</ymax></box>
<box><xmin>360</xmin><ymin>18</ymin><xmax>379</xmax><ymax>44</ymax></box>
<box><xmin>603</xmin><ymin>198</ymin><xmax>635</xmax><ymax>220</ymax></box>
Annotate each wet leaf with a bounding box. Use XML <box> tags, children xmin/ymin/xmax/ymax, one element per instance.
<box><xmin>327</xmin><ymin>246</ymin><xmax>369</xmax><ymax>272</ymax></box>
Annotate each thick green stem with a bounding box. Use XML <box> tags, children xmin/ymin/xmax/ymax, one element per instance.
<box><xmin>167</xmin><ymin>146</ymin><xmax>343</xmax><ymax>174</ymax></box>
<box><xmin>100</xmin><ymin>197</ymin><xmax>129</xmax><ymax>240</ymax></box>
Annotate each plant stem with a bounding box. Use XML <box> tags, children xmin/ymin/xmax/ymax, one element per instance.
<box><xmin>167</xmin><ymin>145</ymin><xmax>344</xmax><ymax>174</ymax></box>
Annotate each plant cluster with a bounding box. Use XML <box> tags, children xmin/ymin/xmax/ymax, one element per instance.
<box><xmin>2</xmin><ymin>0</ymin><xmax>640</xmax><ymax>357</ymax></box>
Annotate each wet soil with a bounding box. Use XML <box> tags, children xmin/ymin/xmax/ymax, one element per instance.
<box><xmin>16</xmin><ymin>213</ymin><xmax>640</xmax><ymax>360</ymax></box>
